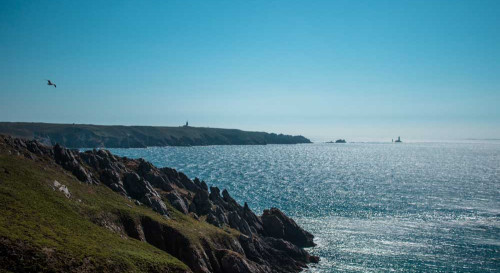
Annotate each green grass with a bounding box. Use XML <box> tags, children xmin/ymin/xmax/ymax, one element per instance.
<box><xmin>0</xmin><ymin>151</ymin><xmax>243</xmax><ymax>272</ymax></box>
<box><xmin>0</xmin><ymin>154</ymin><xmax>191</xmax><ymax>272</ymax></box>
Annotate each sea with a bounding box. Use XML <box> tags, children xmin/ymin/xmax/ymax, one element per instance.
<box><xmin>106</xmin><ymin>141</ymin><xmax>500</xmax><ymax>272</ymax></box>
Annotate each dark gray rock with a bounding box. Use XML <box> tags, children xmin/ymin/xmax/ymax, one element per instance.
<box><xmin>206</xmin><ymin>212</ymin><xmax>221</xmax><ymax>227</ymax></box>
<box><xmin>218</xmin><ymin>250</ymin><xmax>265</xmax><ymax>273</ymax></box>
<box><xmin>188</xmin><ymin>202</ymin><xmax>197</xmax><ymax>214</ymax></box>
<box><xmin>166</xmin><ymin>191</ymin><xmax>189</xmax><ymax>214</ymax></box>
<box><xmin>137</xmin><ymin>159</ymin><xmax>175</xmax><ymax>191</ymax></box>
<box><xmin>193</xmin><ymin>188</ymin><xmax>212</xmax><ymax>215</ymax></box>
<box><xmin>209</xmin><ymin>186</ymin><xmax>223</xmax><ymax>202</ymax></box>
<box><xmin>53</xmin><ymin>144</ymin><xmax>95</xmax><ymax>184</ymax></box>
<box><xmin>141</xmin><ymin>194</ymin><xmax>169</xmax><ymax>217</ymax></box>
<box><xmin>215</xmin><ymin>206</ymin><xmax>228</xmax><ymax>226</ymax></box>
<box><xmin>228</xmin><ymin>212</ymin><xmax>252</xmax><ymax>236</ymax></box>
<box><xmin>123</xmin><ymin>172</ymin><xmax>169</xmax><ymax>216</ymax></box>
<box><xmin>242</xmin><ymin>202</ymin><xmax>264</xmax><ymax>234</ymax></box>
<box><xmin>261</xmin><ymin>212</ymin><xmax>284</xmax><ymax>238</ymax></box>
<box><xmin>100</xmin><ymin>169</ymin><xmax>121</xmax><ymax>186</ymax></box>
<box><xmin>262</xmin><ymin>208</ymin><xmax>315</xmax><ymax>247</ymax></box>
<box><xmin>264</xmin><ymin>237</ymin><xmax>318</xmax><ymax>263</ymax></box>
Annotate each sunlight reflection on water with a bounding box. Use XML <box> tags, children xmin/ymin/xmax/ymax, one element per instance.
<box><xmin>107</xmin><ymin>142</ymin><xmax>500</xmax><ymax>272</ymax></box>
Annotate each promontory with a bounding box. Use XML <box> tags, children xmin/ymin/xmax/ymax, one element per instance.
<box><xmin>0</xmin><ymin>135</ymin><xmax>318</xmax><ymax>272</ymax></box>
<box><xmin>0</xmin><ymin>122</ymin><xmax>311</xmax><ymax>148</ymax></box>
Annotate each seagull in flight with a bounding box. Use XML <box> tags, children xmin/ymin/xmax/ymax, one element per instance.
<box><xmin>46</xmin><ymin>80</ymin><xmax>56</xmax><ymax>88</ymax></box>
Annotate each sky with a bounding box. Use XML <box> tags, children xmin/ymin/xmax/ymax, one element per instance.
<box><xmin>1</xmin><ymin>0</ymin><xmax>499</xmax><ymax>141</ymax></box>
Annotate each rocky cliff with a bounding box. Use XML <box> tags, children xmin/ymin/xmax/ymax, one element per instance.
<box><xmin>0</xmin><ymin>122</ymin><xmax>312</xmax><ymax>148</ymax></box>
<box><xmin>0</xmin><ymin>135</ymin><xmax>318</xmax><ymax>273</ymax></box>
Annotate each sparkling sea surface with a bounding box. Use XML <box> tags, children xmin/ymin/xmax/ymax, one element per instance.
<box><xmin>106</xmin><ymin>142</ymin><xmax>500</xmax><ymax>272</ymax></box>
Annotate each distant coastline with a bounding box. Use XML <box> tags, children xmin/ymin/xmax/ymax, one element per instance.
<box><xmin>0</xmin><ymin>122</ymin><xmax>311</xmax><ymax>148</ymax></box>
<box><xmin>326</xmin><ymin>139</ymin><xmax>347</xmax><ymax>144</ymax></box>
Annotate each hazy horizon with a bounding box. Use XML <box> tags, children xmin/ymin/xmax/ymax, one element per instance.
<box><xmin>1</xmin><ymin>0</ymin><xmax>499</xmax><ymax>140</ymax></box>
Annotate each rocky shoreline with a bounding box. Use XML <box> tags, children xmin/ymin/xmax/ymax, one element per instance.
<box><xmin>0</xmin><ymin>135</ymin><xmax>318</xmax><ymax>273</ymax></box>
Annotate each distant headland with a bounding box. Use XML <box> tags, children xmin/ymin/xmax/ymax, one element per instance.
<box><xmin>326</xmin><ymin>139</ymin><xmax>347</xmax><ymax>144</ymax></box>
<box><xmin>0</xmin><ymin>122</ymin><xmax>311</xmax><ymax>148</ymax></box>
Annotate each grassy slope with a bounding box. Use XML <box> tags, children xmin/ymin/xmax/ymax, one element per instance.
<box><xmin>0</xmin><ymin>154</ymin><xmax>237</xmax><ymax>272</ymax></box>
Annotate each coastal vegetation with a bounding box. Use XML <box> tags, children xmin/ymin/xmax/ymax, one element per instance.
<box><xmin>0</xmin><ymin>135</ymin><xmax>317</xmax><ymax>273</ymax></box>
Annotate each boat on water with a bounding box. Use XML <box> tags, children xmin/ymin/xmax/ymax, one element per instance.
<box><xmin>394</xmin><ymin>136</ymin><xmax>402</xmax><ymax>143</ymax></box>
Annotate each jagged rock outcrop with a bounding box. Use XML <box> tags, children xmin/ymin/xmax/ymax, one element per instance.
<box><xmin>262</xmin><ymin>208</ymin><xmax>315</xmax><ymax>248</ymax></box>
<box><xmin>0</xmin><ymin>134</ymin><xmax>319</xmax><ymax>273</ymax></box>
<box><xmin>166</xmin><ymin>191</ymin><xmax>189</xmax><ymax>215</ymax></box>
<box><xmin>54</xmin><ymin>144</ymin><xmax>97</xmax><ymax>184</ymax></box>
<box><xmin>217</xmin><ymin>250</ymin><xmax>266</xmax><ymax>273</ymax></box>
<box><xmin>123</xmin><ymin>172</ymin><xmax>169</xmax><ymax>217</ymax></box>
<box><xmin>99</xmin><ymin>168</ymin><xmax>127</xmax><ymax>195</ymax></box>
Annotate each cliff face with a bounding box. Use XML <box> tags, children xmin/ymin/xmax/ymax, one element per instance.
<box><xmin>0</xmin><ymin>135</ymin><xmax>318</xmax><ymax>273</ymax></box>
<box><xmin>0</xmin><ymin>122</ymin><xmax>311</xmax><ymax>148</ymax></box>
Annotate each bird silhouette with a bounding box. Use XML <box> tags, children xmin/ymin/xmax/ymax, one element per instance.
<box><xmin>46</xmin><ymin>80</ymin><xmax>56</xmax><ymax>88</ymax></box>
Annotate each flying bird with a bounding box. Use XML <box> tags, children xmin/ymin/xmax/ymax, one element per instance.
<box><xmin>46</xmin><ymin>80</ymin><xmax>56</xmax><ymax>88</ymax></box>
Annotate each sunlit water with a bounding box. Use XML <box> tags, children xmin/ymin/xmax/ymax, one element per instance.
<box><xmin>106</xmin><ymin>142</ymin><xmax>500</xmax><ymax>272</ymax></box>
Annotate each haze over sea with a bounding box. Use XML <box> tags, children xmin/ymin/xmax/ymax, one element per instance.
<box><xmin>106</xmin><ymin>141</ymin><xmax>500</xmax><ymax>272</ymax></box>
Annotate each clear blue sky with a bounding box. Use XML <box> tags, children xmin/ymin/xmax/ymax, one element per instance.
<box><xmin>1</xmin><ymin>0</ymin><xmax>499</xmax><ymax>141</ymax></box>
